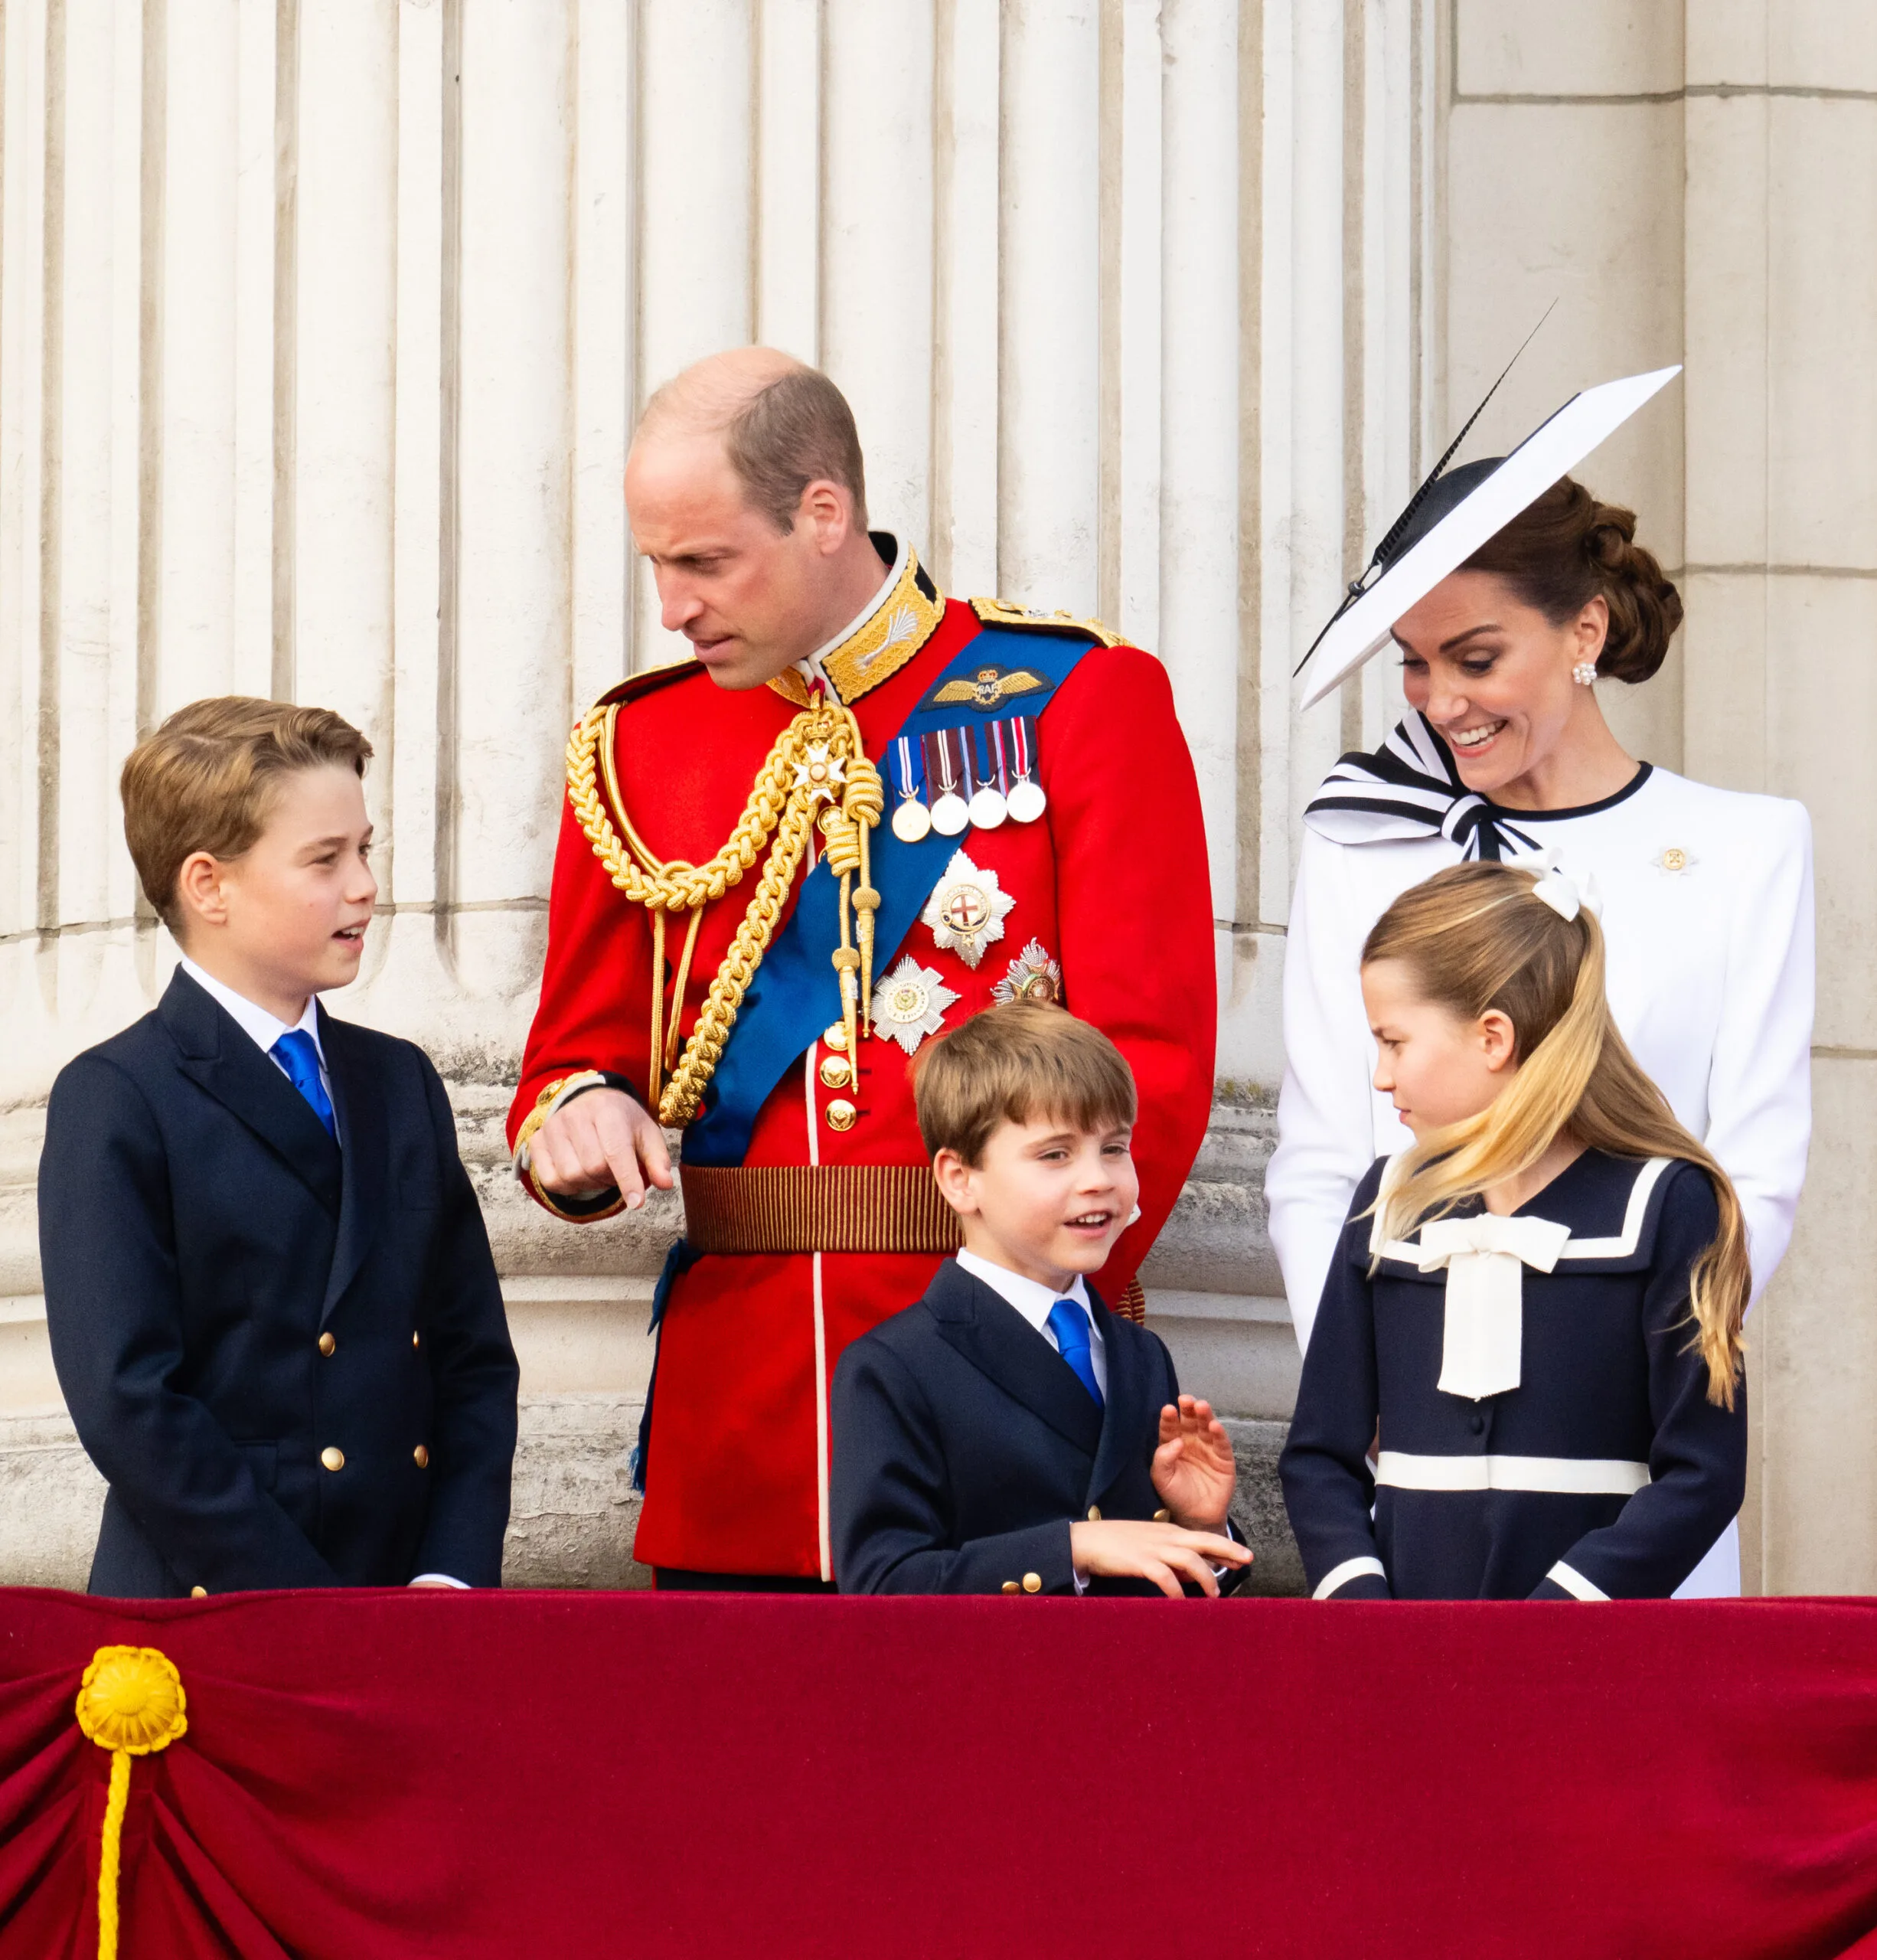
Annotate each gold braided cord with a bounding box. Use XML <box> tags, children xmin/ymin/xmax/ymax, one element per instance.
<box><xmin>569</xmin><ymin>701</ymin><xmax>801</xmax><ymax>911</ymax></box>
<box><xmin>566</xmin><ymin>692</ymin><xmax>882</xmax><ymax>1130</ymax></box>
<box><xmin>656</xmin><ymin>789</ymin><xmax>820</xmax><ymax>1126</ymax></box>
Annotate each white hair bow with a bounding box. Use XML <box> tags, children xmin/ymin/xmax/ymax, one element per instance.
<box><xmin>1417</xmin><ymin>1212</ymin><xmax>1573</xmax><ymax>1400</ymax></box>
<box><xmin>1526</xmin><ymin>858</ymin><xmax>1602</xmax><ymax>923</ymax></box>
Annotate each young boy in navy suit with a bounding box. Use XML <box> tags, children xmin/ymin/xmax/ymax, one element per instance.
<box><xmin>39</xmin><ymin>697</ymin><xmax>519</xmax><ymax>1599</ymax></box>
<box><xmin>831</xmin><ymin>1004</ymin><xmax>1251</xmax><ymax>1596</ymax></box>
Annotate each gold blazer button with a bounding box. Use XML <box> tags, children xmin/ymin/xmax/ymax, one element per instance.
<box><xmin>318</xmin><ymin>1331</ymin><xmax>336</xmax><ymax>1357</ymax></box>
<box><xmin>413</xmin><ymin>1444</ymin><xmax>430</xmax><ymax>1468</ymax></box>
<box><xmin>1086</xmin><ymin>1506</ymin><xmax>1102</xmax><ymax>1521</ymax></box>
<box><xmin>824</xmin><ymin>1098</ymin><xmax>857</xmax><ymax>1132</ymax></box>
<box><xmin>190</xmin><ymin>1586</ymin><xmax>207</xmax><ymax>1599</ymax></box>
<box><xmin>321</xmin><ymin>1446</ymin><xmax>345</xmax><ymax>1473</ymax></box>
<box><xmin>818</xmin><ymin>1054</ymin><xmax>853</xmax><ymax>1090</ymax></box>
<box><xmin>1001</xmin><ymin>1580</ymin><xmax>1020</xmax><ymax>1594</ymax></box>
<box><xmin>1022</xmin><ymin>1573</ymin><xmax>1043</xmax><ymax>1593</ymax></box>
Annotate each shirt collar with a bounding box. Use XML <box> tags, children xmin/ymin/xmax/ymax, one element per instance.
<box><xmin>179</xmin><ymin>956</ymin><xmax>324</xmax><ymax>1062</ymax></box>
<box><xmin>955</xmin><ymin>1249</ymin><xmax>1093</xmax><ymax>1338</ymax></box>
<box><xmin>769</xmin><ymin>532</ymin><xmax>947</xmax><ymax>707</ymax></box>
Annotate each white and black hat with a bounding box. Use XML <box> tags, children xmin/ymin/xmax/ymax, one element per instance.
<box><xmin>1297</xmin><ymin>364</ymin><xmax>1683</xmax><ymax>710</ymax></box>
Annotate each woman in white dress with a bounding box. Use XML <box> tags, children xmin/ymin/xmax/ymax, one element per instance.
<box><xmin>1266</xmin><ymin>449</ymin><xmax>1814</xmax><ymax>1598</ymax></box>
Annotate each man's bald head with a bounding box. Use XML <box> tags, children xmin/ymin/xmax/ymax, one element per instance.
<box><xmin>636</xmin><ymin>348</ymin><xmax>868</xmax><ymax>534</ymax></box>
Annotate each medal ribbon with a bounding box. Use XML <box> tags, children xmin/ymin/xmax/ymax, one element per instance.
<box><xmin>1007</xmin><ymin>714</ymin><xmax>1037</xmax><ymax>784</ymax></box>
<box><xmin>985</xmin><ymin>721</ymin><xmax>1005</xmax><ymax>795</ymax></box>
<box><xmin>893</xmin><ymin>734</ymin><xmax>923</xmax><ymax>802</ymax></box>
<box><xmin>922</xmin><ymin>728</ymin><xmax>962</xmax><ymax>802</ymax></box>
<box><xmin>957</xmin><ymin>727</ymin><xmax>981</xmax><ymax>802</ymax></box>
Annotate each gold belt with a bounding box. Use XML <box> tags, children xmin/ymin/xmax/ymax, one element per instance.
<box><xmin>677</xmin><ymin>1164</ymin><xmax>962</xmax><ymax>1256</ymax></box>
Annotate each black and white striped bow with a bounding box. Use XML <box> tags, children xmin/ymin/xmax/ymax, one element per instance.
<box><xmin>1302</xmin><ymin>711</ymin><xmax>1541</xmax><ymax>862</ymax></box>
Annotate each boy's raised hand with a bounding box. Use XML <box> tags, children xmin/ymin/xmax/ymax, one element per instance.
<box><xmin>1151</xmin><ymin>1395</ymin><xmax>1238</xmax><ymax>1534</ymax></box>
<box><xmin>529</xmin><ymin>1088</ymin><xmax>674</xmax><ymax>1210</ymax></box>
<box><xmin>1068</xmin><ymin>1518</ymin><xmax>1250</xmax><ymax>1598</ymax></box>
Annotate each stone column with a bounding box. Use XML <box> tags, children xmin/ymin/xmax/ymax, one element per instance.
<box><xmin>1681</xmin><ymin>4</ymin><xmax>1877</xmax><ymax>1594</ymax></box>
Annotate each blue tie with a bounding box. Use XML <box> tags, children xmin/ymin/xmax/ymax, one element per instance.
<box><xmin>271</xmin><ymin>1029</ymin><xmax>337</xmax><ymax>1139</ymax></box>
<box><xmin>1046</xmin><ymin>1298</ymin><xmax>1103</xmax><ymax>1407</ymax></box>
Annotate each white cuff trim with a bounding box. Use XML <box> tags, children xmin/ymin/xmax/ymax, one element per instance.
<box><xmin>410</xmin><ymin>1573</ymin><xmax>470</xmax><ymax>1589</ymax></box>
<box><xmin>1314</xmin><ymin>1555</ymin><xmax>1386</xmax><ymax>1600</ymax></box>
<box><xmin>1546</xmin><ymin>1560</ymin><xmax>1609</xmax><ymax>1602</ymax></box>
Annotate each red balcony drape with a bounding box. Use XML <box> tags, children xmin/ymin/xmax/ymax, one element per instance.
<box><xmin>3</xmin><ymin>1589</ymin><xmax>1877</xmax><ymax>1958</ymax></box>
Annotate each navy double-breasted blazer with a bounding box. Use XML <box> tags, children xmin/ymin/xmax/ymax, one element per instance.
<box><xmin>831</xmin><ymin>1257</ymin><xmax>1245</xmax><ymax>1596</ymax></box>
<box><xmin>38</xmin><ymin>968</ymin><xmax>519</xmax><ymax>1598</ymax></box>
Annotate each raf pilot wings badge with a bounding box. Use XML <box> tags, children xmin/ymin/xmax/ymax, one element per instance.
<box><xmin>919</xmin><ymin>664</ymin><xmax>1052</xmax><ymax>714</ymax></box>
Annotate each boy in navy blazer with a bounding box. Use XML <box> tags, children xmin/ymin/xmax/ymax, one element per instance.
<box><xmin>39</xmin><ymin>697</ymin><xmax>519</xmax><ymax>1599</ymax></box>
<box><xmin>831</xmin><ymin>1004</ymin><xmax>1251</xmax><ymax>1596</ymax></box>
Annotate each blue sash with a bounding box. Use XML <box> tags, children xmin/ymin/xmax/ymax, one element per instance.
<box><xmin>681</xmin><ymin>626</ymin><xmax>1097</xmax><ymax>1166</ymax></box>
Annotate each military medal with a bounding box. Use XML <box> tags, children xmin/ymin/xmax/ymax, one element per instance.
<box><xmin>991</xmin><ymin>937</ymin><xmax>1063</xmax><ymax>1007</ymax></box>
<box><xmin>1003</xmin><ymin>714</ymin><xmax>1046</xmax><ymax>824</ymax></box>
<box><xmin>924</xmin><ymin>730</ymin><xmax>970</xmax><ymax>838</ymax></box>
<box><xmin>890</xmin><ymin>735</ymin><xmax>932</xmax><ymax>844</ymax></box>
<box><xmin>965</xmin><ymin>725</ymin><xmax>1007</xmax><ymax>830</ymax></box>
<box><xmin>922</xmin><ymin>848</ymin><xmax>1015</xmax><ymax>969</ymax></box>
<box><xmin>870</xmin><ymin>955</ymin><xmax>961</xmax><ymax>1057</ymax></box>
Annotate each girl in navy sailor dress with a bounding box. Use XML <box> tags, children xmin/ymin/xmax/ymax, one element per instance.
<box><xmin>1279</xmin><ymin>860</ymin><xmax>1749</xmax><ymax>1602</ymax></box>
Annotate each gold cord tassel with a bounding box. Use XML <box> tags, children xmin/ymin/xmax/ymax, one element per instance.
<box><xmin>839</xmin><ymin>718</ymin><xmax>885</xmax><ymax>1032</ymax></box>
<box><xmin>664</xmin><ymin>904</ymin><xmax>705</xmax><ymax>1072</ymax></box>
<box><xmin>648</xmin><ymin>905</ymin><xmax>668</xmax><ymax>1109</ymax></box>
<box><xmin>75</xmin><ymin>1647</ymin><xmax>188</xmax><ymax>1960</ymax></box>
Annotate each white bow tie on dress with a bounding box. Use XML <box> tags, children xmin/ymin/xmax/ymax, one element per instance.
<box><xmin>1416</xmin><ymin>1213</ymin><xmax>1573</xmax><ymax>1401</ymax></box>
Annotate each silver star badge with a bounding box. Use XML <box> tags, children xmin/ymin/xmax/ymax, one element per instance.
<box><xmin>991</xmin><ymin>938</ymin><xmax>1063</xmax><ymax>1007</ymax></box>
<box><xmin>870</xmin><ymin>956</ymin><xmax>960</xmax><ymax>1056</ymax></box>
<box><xmin>921</xmin><ymin>849</ymin><xmax>1015</xmax><ymax>970</ymax></box>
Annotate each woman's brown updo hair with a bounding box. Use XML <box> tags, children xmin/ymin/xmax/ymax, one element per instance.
<box><xmin>1461</xmin><ymin>475</ymin><xmax>1682</xmax><ymax>684</ymax></box>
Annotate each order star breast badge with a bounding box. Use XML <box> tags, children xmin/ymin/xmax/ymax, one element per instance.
<box><xmin>922</xmin><ymin>849</ymin><xmax>1015</xmax><ymax>969</ymax></box>
<box><xmin>870</xmin><ymin>956</ymin><xmax>961</xmax><ymax>1056</ymax></box>
<box><xmin>991</xmin><ymin>938</ymin><xmax>1063</xmax><ymax>1007</ymax></box>
<box><xmin>793</xmin><ymin>743</ymin><xmax>845</xmax><ymax>802</ymax></box>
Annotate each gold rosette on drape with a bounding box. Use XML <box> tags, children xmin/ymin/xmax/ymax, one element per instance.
<box><xmin>74</xmin><ymin>1645</ymin><xmax>189</xmax><ymax>1960</ymax></box>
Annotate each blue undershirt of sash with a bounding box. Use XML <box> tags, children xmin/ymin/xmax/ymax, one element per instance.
<box><xmin>679</xmin><ymin>625</ymin><xmax>1098</xmax><ymax>1168</ymax></box>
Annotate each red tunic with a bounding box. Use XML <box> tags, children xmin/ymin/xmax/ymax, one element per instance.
<box><xmin>509</xmin><ymin>583</ymin><xmax>1216</xmax><ymax>1579</ymax></box>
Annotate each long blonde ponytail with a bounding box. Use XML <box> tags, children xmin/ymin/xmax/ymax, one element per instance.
<box><xmin>1363</xmin><ymin>862</ymin><xmax>1749</xmax><ymax>1408</ymax></box>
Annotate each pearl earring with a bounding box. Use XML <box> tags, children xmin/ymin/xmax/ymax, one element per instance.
<box><xmin>1572</xmin><ymin>661</ymin><xmax>1598</xmax><ymax>687</ymax></box>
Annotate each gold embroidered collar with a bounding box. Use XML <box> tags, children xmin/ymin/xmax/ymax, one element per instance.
<box><xmin>768</xmin><ymin>534</ymin><xmax>946</xmax><ymax>708</ymax></box>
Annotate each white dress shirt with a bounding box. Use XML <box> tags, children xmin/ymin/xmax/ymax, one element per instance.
<box><xmin>955</xmin><ymin>1249</ymin><xmax>1107</xmax><ymax>1397</ymax></box>
<box><xmin>178</xmin><ymin>959</ymin><xmax>467</xmax><ymax>1592</ymax></box>
<box><xmin>179</xmin><ymin>957</ymin><xmax>329</xmax><ymax>1097</ymax></box>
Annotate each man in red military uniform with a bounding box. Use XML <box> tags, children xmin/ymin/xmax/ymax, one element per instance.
<box><xmin>510</xmin><ymin>348</ymin><xmax>1216</xmax><ymax>1587</ymax></box>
